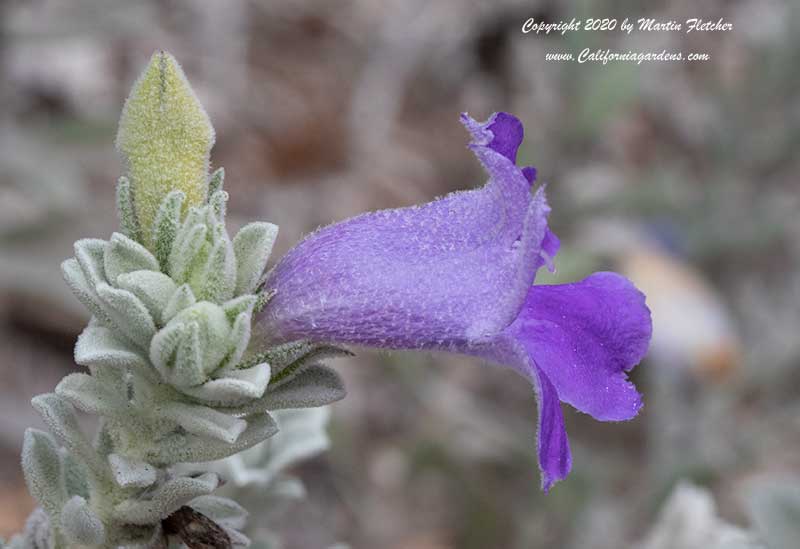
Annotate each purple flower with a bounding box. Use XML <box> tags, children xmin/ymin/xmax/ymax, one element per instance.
<box><xmin>256</xmin><ymin>112</ymin><xmax>652</xmax><ymax>490</ymax></box>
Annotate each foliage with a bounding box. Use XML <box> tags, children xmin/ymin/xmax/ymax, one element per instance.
<box><xmin>6</xmin><ymin>52</ymin><xmax>345</xmax><ymax>549</ymax></box>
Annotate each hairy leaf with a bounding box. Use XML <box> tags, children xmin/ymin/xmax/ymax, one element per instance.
<box><xmin>233</xmin><ymin>222</ymin><xmax>278</xmax><ymax>296</ymax></box>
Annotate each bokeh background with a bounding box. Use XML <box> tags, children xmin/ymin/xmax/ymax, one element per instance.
<box><xmin>1</xmin><ymin>1</ymin><xmax>799</xmax><ymax>548</ymax></box>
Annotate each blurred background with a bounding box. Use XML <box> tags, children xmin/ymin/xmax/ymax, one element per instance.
<box><xmin>1</xmin><ymin>0</ymin><xmax>799</xmax><ymax>548</ymax></box>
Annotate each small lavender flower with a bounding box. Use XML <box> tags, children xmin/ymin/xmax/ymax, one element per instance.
<box><xmin>256</xmin><ymin>112</ymin><xmax>653</xmax><ymax>490</ymax></box>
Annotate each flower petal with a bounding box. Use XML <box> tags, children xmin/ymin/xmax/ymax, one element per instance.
<box><xmin>470</xmin><ymin>337</ymin><xmax>571</xmax><ymax>491</ymax></box>
<box><xmin>258</xmin><ymin>113</ymin><xmax>553</xmax><ymax>348</ymax></box>
<box><xmin>534</xmin><ymin>367</ymin><xmax>572</xmax><ymax>491</ymax></box>
<box><xmin>509</xmin><ymin>272</ymin><xmax>651</xmax><ymax>421</ymax></box>
<box><xmin>521</xmin><ymin>166</ymin><xmax>537</xmax><ymax>184</ymax></box>
<box><xmin>461</xmin><ymin>111</ymin><xmax>524</xmax><ymax>163</ymax></box>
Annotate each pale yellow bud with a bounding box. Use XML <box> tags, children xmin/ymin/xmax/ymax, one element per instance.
<box><xmin>116</xmin><ymin>51</ymin><xmax>215</xmax><ymax>249</ymax></box>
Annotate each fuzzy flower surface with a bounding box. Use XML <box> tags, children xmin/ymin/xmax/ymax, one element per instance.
<box><xmin>256</xmin><ymin>112</ymin><xmax>652</xmax><ymax>490</ymax></box>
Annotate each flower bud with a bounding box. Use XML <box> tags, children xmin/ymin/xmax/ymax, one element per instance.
<box><xmin>116</xmin><ymin>51</ymin><xmax>214</xmax><ymax>250</ymax></box>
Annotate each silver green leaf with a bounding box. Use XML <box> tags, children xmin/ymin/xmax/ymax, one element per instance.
<box><xmin>207</xmin><ymin>167</ymin><xmax>225</xmax><ymax>198</ymax></box>
<box><xmin>162</xmin><ymin>283</ymin><xmax>197</xmax><ymax>323</ymax></box>
<box><xmin>242</xmin><ymin>341</ymin><xmax>352</xmax><ymax>378</ymax></box>
<box><xmin>222</xmin><ymin>295</ymin><xmax>257</xmax><ymax>321</ymax></box>
<box><xmin>180</xmin><ymin>363</ymin><xmax>271</xmax><ymax>406</ymax></box>
<box><xmin>74</xmin><ymin>238</ymin><xmax>107</xmax><ymax>288</ymax></box>
<box><xmin>227</xmin><ymin>365</ymin><xmax>346</xmax><ymax>415</ymax></box>
<box><xmin>209</xmin><ymin>408</ymin><xmax>330</xmax><ymax>488</ymax></box>
<box><xmin>116</xmin><ymin>176</ymin><xmax>141</xmax><ymax>243</ymax></box>
<box><xmin>104</xmin><ymin>232</ymin><xmax>159</xmax><ymax>285</ymax></box>
<box><xmin>218</xmin><ymin>311</ymin><xmax>253</xmax><ymax>373</ymax></box>
<box><xmin>174</xmin><ymin>321</ymin><xmax>205</xmax><ymax>387</ymax></box>
<box><xmin>60</xmin><ymin>496</ymin><xmax>105</xmax><ymax>547</ymax></box>
<box><xmin>233</xmin><ymin>222</ymin><xmax>278</xmax><ymax>295</ymax></box>
<box><xmin>116</xmin><ymin>270</ymin><xmax>178</xmax><ymax>326</ymax></box>
<box><xmin>108</xmin><ymin>454</ymin><xmax>157</xmax><ymax>489</ymax></box>
<box><xmin>143</xmin><ymin>413</ymin><xmax>278</xmax><ymax>465</ymax></box>
<box><xmin>113</xmin><ymin>472</ymin><xmax>219</xmax><ymax>525</ymax></box>
<box><xmin>75</xmin><ymin>321</ymin><xmax>148</xmax><ymax>371</ymax></box>
<box><xmin>21</xmin><ymin>429</ymin><xmax>66</xmax><ymax>522</ymax></box>
<box><xmin>169</xmin><ymin>222</ymin><xmax>207</xmax><ymax>284</ymax></box>
<box><xmin>149</xmin><ymin>322</ymin><xmax>192</xmax><ymax>386</ymax></box>
<box><xmin>31</xmin><ymin>394</ymin><xmax>106</xmax><ymax>481</ymax></box>
<box><xmin>159</xmin><ymin>401</ymin><xmax>247</xmax><ymax>444</ymax></box>
<box><xmin>150</xmin><ymin>301</ymin><xmax>233</xmax><ymax>387</ymax></box>
<box><xmin>194</xmin><ymin>230</ymin><xmax>236</xmax><ymax>303</ymax></box>
<box><xmin>55</xmin><ymin>373</ymin><xmax>123</xmax><ymax>416</ymax></box>
<box><xmin>60</xmin><ymin>450</ymin><xmax>90</xmax><ymax>500</ymax></box>
<box><xmin>259</xmin><ymin>408</ymin><xmax>331</xmax><ymax>484</ymax></box>
<box><xmin>208</xmin><ymin>189</ymin><xmax>228</xmax><ymax>223</ymax></box>
<box><xmin>189</xmin><ymin>495</ymin><xmax>248</xmax><ymax>530</ymax></box>
<box><xmin>95</xmin><ymin>283</ymin><xmax>157</xmax><ymax>348</ymax></box>
<box><xmin>268</xmin><ymin>344</ymin><xmax>353</xmax><ymax>389</ymax></box>
<box><xmin>151</xmin><ymin>190</ymin><xmax>185</xmax><ymax>271</ymax></box>
<box><xmin>62</xmin><ymin>257</ymin><xmax>111</xmax><ymax>326</ymax></box>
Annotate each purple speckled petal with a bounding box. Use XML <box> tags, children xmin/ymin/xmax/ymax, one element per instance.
<box><xmin>485</xmin><ymin>112</ymin><xmax>524</xmax><ymax>163</ymax></box>
<box><xmin>258</xmin><ymin>113</ymin><xmax>552</xmax><ymax>348</ymax></box>
<box><xmin>533</xmin><ymin>366</ymin><xmax>571</xmax><ymax>491</ymax></box>
<box><xmin>459</xmin><ymin>112</ymin><xmax>523</xmax><ymax>163</ymax></box>
<box><xmin>471</xmin><ymin>336</ymin><xmax>571</xmax><ymax>491</ymax></box>
<box><xmin>509</xmin><ymin>272</ymin><xmax>652</xmax><ymax>421</ymax></box>
<box><xmin>521</xmin><ymin>166</ymin><xmax>537</xmax><ymax>184</ymax></box>
<box><xmin>471</xmin><ymin>272</ymin><xmax>649</xmax><ymax>489</ymax></box>
<box><xmin>520</xmin><ymin>162</ymin><xmax>557</xmax><ymax>273</ymax></box>
<box><xmin>537</xmin><ymin>227</ymin><xmax>559</xmax><ymax>273</ymax></box>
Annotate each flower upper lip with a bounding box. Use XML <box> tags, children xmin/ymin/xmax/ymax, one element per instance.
<box><xmin>257</xmin><ymin>112</ymin><xmax>551</xmax><ymax>347</ymax></box>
